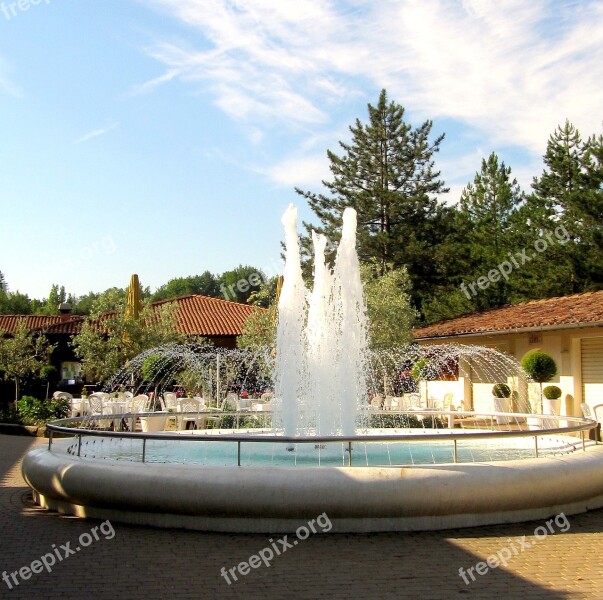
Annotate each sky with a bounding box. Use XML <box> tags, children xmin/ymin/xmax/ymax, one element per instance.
<box><xmin>0</xmin><ymin>0</ymin><xmax>601</xmax><ymax>300</ymax></box>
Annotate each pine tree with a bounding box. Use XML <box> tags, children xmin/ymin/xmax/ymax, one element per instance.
<box><xmin>455</xmin><ymin>152</ymin><xmax>524</xmax><ymax>309</ymax></box>
<box><xmin>529</xmin><ymin>120</ymin><xmax>603</xmax><ymax>293</ymax></box>
<box><xmin>296</xmin><ymin>89</ymin><xmax>449</xmax><ymax>310</ymax></box>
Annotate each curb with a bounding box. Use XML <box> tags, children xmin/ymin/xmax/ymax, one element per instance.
<box><xmin>0</xmin><ymin>423</ymin><xmax>43</xmax><ymax>437</ymax></box>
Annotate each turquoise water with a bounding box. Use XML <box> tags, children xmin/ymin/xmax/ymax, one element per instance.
<box><xmin>64</xmin><ymin>432</ymin><xmax>580</xmax><ymax>467</ymax></box>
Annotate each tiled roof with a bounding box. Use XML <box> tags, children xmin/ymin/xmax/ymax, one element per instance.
<box><xmin>0</xmin><ymin>295</ymin><xmax>261</xmax><ymax>338</ymax></box>
<box><xmin>155</xmin><ymin>295</ymin><xmax>260</xmax><ymax>336</ymax></box>
<box><xmin>0</xmin><ymin>315</ymin><xmax>83</xmax><ymax>335</ymax></box>
<box><xmin>413</xmin><ymin>290</ymin><xmax>603</xmax><ymax>340</ymax></box>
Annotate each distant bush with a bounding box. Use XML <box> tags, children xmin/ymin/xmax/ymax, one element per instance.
<box><xmin>17</xmin><ymin>396</ymin><xmax>70</xmax><ymax>425</ymax></box>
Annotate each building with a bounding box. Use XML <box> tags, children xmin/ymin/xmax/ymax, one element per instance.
<box><xmin>412</xmin><ymin>290</ymin><xmax>603</xmax><ymax>418</ymax></box>
<box><xmin>0</xmin><ymin>295</ymin><xmax>260</xmax><ymax>397</ymax></box>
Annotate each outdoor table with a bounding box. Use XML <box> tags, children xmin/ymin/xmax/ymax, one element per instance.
<box><xmin>70</xmin><ymin>398</ymin><xmax>88</xmax><ymax>417</ymax></box>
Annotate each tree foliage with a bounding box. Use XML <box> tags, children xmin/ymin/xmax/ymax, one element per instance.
<box><xmin>151</xmin><ymin>271</ymin><xmax>220</xmax><ymax>302</ymax></box>
<box><xmin>218</xmin><ymin>265</ymin><xmax>265</xmax><ymax>303</ymax></box>
<box><xmin>237</xmin><ymin>305</ymin><xmax>276</xmax><ymax>349</ymax></box>
<box><xmin>296</xmin><ymin>89</ymin><xmax>449</xmax><ymax>310</ymax></box>
<box><xmin>362</xmin><ymin>264</ymin><xmax>416</xmax><ymax>351</ymax></box>
<box><xmin>71</xmin><ymin>299</ymin><xmax>185</xmax><ymax>383</ymax></box>
<box><xmin>0</xmin><ymin>321</ymin><xmax>55</xmax><ymax>403</ymax></box>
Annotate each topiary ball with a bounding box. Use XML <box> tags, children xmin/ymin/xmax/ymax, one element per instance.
<box><xmin>492</xmin><ymin>383</ymin><xmax>511</xmax><ymax>398</ymax></box>
<box><xmin>521</xmin><ymin>351</ymin><xmax>557</xmax><ymax>383</ymax></box>
<box><xmin>543</xmin><ymin>385</ymin><xmax>562</xmax><ymax>400</ymax></box>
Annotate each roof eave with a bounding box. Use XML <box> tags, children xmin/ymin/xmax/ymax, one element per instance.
<box><xmin>413</xmin><ymin>320</ymin><xmax>603</xmax><ymax>341</ymax></box>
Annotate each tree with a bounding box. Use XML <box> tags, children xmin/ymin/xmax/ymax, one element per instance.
<box><xmin>218</xmin><ymin>265</ymin><xmax>265</xmax><ymax>303</ymax></box>
<box><xmin>151</xmin><ymin>272</ymin><xmax>220</xmax><ymax>302</ymax></box>
<box><xmin>521</xmin><ymin>350</ymin><xmax>557</xmax><ymax>413</ymax></box>
<box><xmin>0</xmin><ymin>290</ymin><xmax>33</xmax><ymax>314</ymax></box>
<box><xmin>246</xmin><ymin>276</ymin><xmax>279</xmax><ymax>308</ymax></box>
<box><xmin>529</xmin><ymin>120</ymin><xmax>603</xmax><ymax>294</ymax></box>
<box><xmin>237</xmin><ymin>305</ymin><xmax>276</xmax><ymax>349</ymax></box>
<box><xmin>36</xmin><ymin>284</ymin><xmax>67</xmax><ymax>315</ymax></box>
<box><xmin>0</xmin><ymin>271</ymin><xmax>6</xmax><ymax>293</ymax></box>
<box><xmin>71</xmin><ymin>298</ymin><xmax>185</xmax><ymax>383</ymax></box>
<box><xmin>455</xmin><ymin>152</ymin><xmax>525</xmax><ymax>309</ymax></box>
<box><xmin>296</xmin><ymin>89</ymin><xmax>449</xmax><ymax>311</ymax></box>
<box><xmin>362</xmin><ymin>264</ymin><xmax>416</xmax><ymax>351</ymax></box>
<box><xmin>0</xmin><ymin>321</ymin><xmax>55</xmax><ymax>403</ymax></box>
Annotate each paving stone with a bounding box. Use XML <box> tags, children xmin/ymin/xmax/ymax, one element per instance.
<box><xmin>1</xmin><ymin>434</ymin><xmax>602</xmax><ymax>599</ymax></box>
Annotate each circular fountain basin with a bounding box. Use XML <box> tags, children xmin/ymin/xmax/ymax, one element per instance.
<box><xmin>22</xmin><ymin>415</ymin><xmax>603</xmax><ymax>533</ymax></box>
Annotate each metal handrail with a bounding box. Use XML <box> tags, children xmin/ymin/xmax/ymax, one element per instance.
<box><xmin>46</xmin><ymin>410</ymin><xmax>597</xmax><ymax>447</ymax></box>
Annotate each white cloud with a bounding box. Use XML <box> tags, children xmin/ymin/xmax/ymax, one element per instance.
<box><xmin>257</xmin><ymin>153</ymin><xmax>331</xmax><ymax>188</ymax></box>
<box><xmin>74</xmin><ymin>122</ymin><xmax>119</xmax><ymax>144</ymax></box>
<box><xmin>140</xmin><ymin>0</ymin><xmax>603</xmax><ymax>175</ymax></box>
<box><xmin>0</xmin><ymin>56</ymin><xmax>22</xmax><ymax>97</ymax></box>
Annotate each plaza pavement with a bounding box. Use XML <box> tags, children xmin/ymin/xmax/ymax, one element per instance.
<box><xmin>1</xmin><ymin>433</ymin><xmax>602</xmax><ymax>599</ymax></box>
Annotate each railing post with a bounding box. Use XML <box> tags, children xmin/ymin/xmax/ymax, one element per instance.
<box><xmin>348</xmin><ymin>441</ymin><xmax>352</xmax><ymax>466</ymax></box>
<box><xmin>453</xmin><ymin>439</ymin><xmax>458</xmax><ymax>463</ymax></box>
<box><xmin>142</xmin><ymin>438</ymin><xmax>147</xmax><ymax>463</ymax></box>
<box><xmin>48</xmin><ymin>428</ymin><xmax>53</xmax><ymax>451</ymax></box>
<box><xmin>582</xmin><ymin>430</ymin><xmax>586</xmax><ymax>451</ymax></box>
<box><xmin>77</xmin><ymin>434</ymin><xmax>82</xmax><ymax>457</ymax></box>
<box><xmin>238</xmin><ymin>441</ymin><xmax>241</xmax><ymax>466</ymax></box>
<box><xmin>534</xmin><ymin>435</ymin><xmax>539</xmax><ymax>458</ymax></box>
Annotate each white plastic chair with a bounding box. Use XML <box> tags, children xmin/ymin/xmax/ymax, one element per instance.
<box><xmin>408</xmin><ymin>393</ymin><xmax>421</xmax><ymax>408</ymax></box>
<box><xmin>583</xmin><ymin>403</ymin><xmax>603</xmax><ymax>442</ymax></box>
<box><xmin>370</xmin><ymin>395</ymin><xmax>383</xmax><ymax>410</ymax></box>
<box><xmin>221</xmin><ymin>392</ymin><xmax>240</xmax><ymax>411</ymax></box>
<box><xmin>87</xmin><ymin>393</ymin><xmax>105</xmax><ymax>416</ymax></box>
<box><xmin>53</xmin><ymin>391</ymin><xmax>73</xmax><ymax>401</ymax></box>
<box><xmin>162</xmin><ymin>392</ymin><xmax>178</xmax><ymax>411</ymax></box>
<box><xmin>161</xmin><ymin>392</ymin><xmax>179</xmax><ymax>428</ymax></box>
<box><xmin>126</xmin><ymin>395</ymin><xmax>149</xmax><ymax>431</ymax></box>
<box><xmin>177</xmin><ymin>398</ymin><xmax>213</xmax><ymax>430</ymax></box>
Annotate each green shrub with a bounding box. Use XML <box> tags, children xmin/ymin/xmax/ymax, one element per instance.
<box><xmin>0</xmin><ymin>403</ymin><xmax>19</xmax><ymax>424</ymax></box>
<box><xmin>17</xmin><ymin>396</ymin><xmax>70</xmax><ymax>425</ymax></box>
<box><xmin>543</xmin><ymin>385</ymin><xmax>562</xmax><ymax>400</ymax></box>
<box><xmin>492</xmin><ymin>383</ymin><xmax>511</xmax><ymax>398</ymax></box>
<box><xmin>521</xmin><ymin>351</ymin><xmax>557</xmax><ymax>383</ymax></box>
<box><xmin>141</xmin><ymin>354</ymin><xmax>176</xmax><ymax>384</ymax></box>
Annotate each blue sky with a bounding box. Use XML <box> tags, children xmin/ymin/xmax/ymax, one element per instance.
<box><xmin>0</xmin><ymin>0</ymin><xmax>602</xmax><ymax>300</ymax></box>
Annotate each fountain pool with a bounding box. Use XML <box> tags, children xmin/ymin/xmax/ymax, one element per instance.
<box><xmin>22</xmin><ymin>204</ymin><xmax>603</xmax><ymax>532</ymax></box>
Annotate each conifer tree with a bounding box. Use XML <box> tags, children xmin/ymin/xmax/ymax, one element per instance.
<box><xmin>296</xmin><ymin>89</ymin><xmax>449</xmax><ymax>310</ymax></box>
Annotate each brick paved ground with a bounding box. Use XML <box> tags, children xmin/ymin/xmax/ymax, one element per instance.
<box><xmin>1</xmin><ymin>434</ymin><xmax>602</xmax><ymax>599</ymax></box>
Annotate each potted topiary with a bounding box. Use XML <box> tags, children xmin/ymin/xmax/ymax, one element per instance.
<box><xmin>492</xmin><ymin>383</ymin><xmax>512</xmax><ymax>424</ymax></box>
<box><xmin>542</xmin><ymin>385</ymin><xmax>562</xmax><ymax>415</ymax></box>
<box><xmin>521</xmin><ymin>350</ymin><xmax>557</xmax><ymax>430</ymax></box>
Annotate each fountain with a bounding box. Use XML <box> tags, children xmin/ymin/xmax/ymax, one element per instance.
<box><xmin>274</xmin><ymin>204</ymin><xmax>367</xmax><ymax>437</ymax></box>
<box><xmin>21</xmin><ymin>205</ymin><xmax>603</xmax><ymax>532</ymax></box>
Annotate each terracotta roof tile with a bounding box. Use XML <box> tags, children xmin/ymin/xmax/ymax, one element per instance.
<box><xmin>156</xmin><ymin>295</ymin><xmax>260</xmax><ymax>336</ymax></box>
<box><xmin>413</xmin><ymin>290</ymin><xmax>603</xmax><ymax>340</ymax></box>
<box><xmin>0</xmin><ymin>315</ymin><xmax>83</xmax><ymax>335</ymax></box>
<box><xmin>0</xmin><ymin>295</ymin><xmax>262</xmax><ymax>338</ymax></box>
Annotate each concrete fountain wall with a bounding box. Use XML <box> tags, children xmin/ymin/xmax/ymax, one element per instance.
<box><xmin>22</xmin><ymin>441</ymin><xmax>603</xmax><ymax>533</ymax></box>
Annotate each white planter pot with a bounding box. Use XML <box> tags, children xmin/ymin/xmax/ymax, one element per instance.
<box><xmin>140</xmin><ymin>413</ymin><xmax>168</xmax><ymax>433</ymax></box>
<box><xmin>527</xmin><ymin>416</ymin><xmax>542</xmax><ymax>431</ymax></box>
<box><xmin>492</xmin><ymin>396</ymin><xmax>511</xmax><ymax>424</ymax></box>
<box><xmin>542</xmin><ymin>398</ymin><xmax>562</xmax><ymax>429</ymax></box>
<box><xmin>542</xmin><ymin>398</ymin><xmax>561</xmax><ymax>415</ymax></box>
